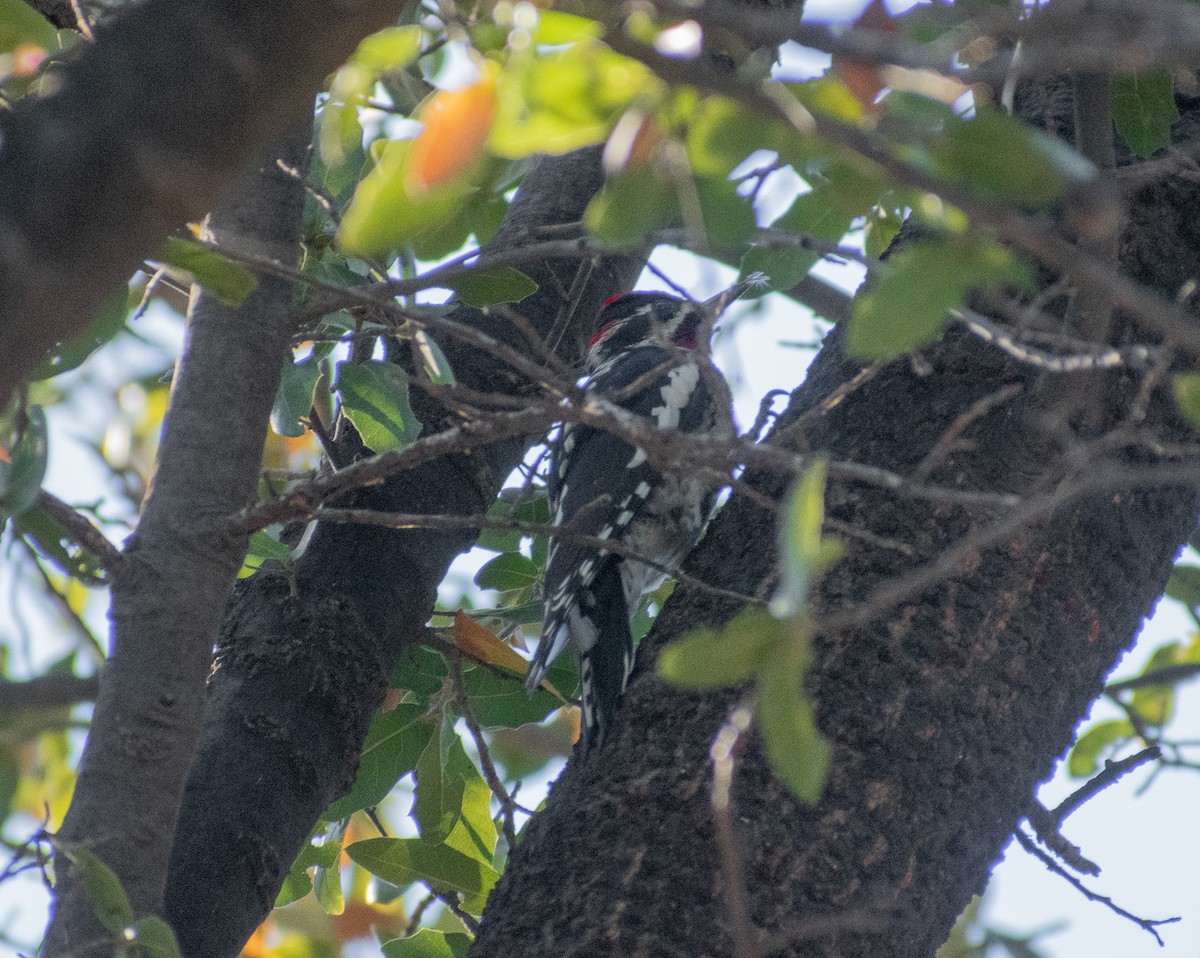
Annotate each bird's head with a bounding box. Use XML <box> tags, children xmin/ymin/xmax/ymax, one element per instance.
<box><xmin>585</xmin><ymin>275</ymin><xmax>764</xmax><ymax>374</ymax></box>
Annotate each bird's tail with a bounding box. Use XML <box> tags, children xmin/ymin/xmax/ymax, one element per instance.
<box><xmin>575</xmin><ymin>561</ymin><xmax>635</xmax><ymax>756</ymax></box>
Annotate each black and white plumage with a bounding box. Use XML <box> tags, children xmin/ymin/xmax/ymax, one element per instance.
<box><xmin>525</xmin><ymin>282</ymin><xmax>756</xmax><ymax>754</ymax></box>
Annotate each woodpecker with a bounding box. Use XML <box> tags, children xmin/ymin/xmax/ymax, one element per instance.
<box><xmin>525</xmin><ymin>279</ymin><xmax>758</xmax><ymax>755</ymax></box>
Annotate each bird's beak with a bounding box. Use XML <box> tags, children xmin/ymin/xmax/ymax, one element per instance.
<box><xmin>700</xmin><ymin>271</ymin><xmax>766</xmax><ymax>317</ymax></box>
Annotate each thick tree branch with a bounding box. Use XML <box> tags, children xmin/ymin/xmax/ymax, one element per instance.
<box><xmin>162</xmin><ymin>146</ymin><xmax>641</xmax><ymax>958</ymax></box>
<box><xmin>0</xmin><ymin>0</ymin><xmax>404</xmax><ymax>400</ymax></box>
<box><xmin>44</xmin><ymin>125</ymin><xmax>311</xmax><ymax>957</ymax></box>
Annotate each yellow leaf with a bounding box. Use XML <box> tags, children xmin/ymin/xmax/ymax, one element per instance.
<box><xmin>452</xmin><ymin>611</ymin><xmax>566</xmax><ymax>702</ymax></box>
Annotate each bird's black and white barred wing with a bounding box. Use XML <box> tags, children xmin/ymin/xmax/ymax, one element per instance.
<box><xmin>527</xmin><ymin>346</ymin><xmax>724</xmax><ymax>747</ymax></box>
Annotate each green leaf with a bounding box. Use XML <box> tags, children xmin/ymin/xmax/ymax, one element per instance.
<box><xmin>1165</xmin><ymin>563</ymin><xmax>1200</xmax><ymax>610</ymax></box>
<box><xmin>2</xmin><ymin>405</ymin><xmax>48</xmax><ymax>519</ymax></box>
<box><xmin>414</xmin><ymin>330</ymin><xmax>457</xmax><ymax>386</ymax></box>
<box><xmin>1067</xmin><ymin>719</ymin><xmax>1133</xmax><ymax>777</ymax></box>
<box><xmin>314</xmin><ymin>843</ymin><xmax>346</xmax><ymax>915</ymax></box>
<box><xmin>491</xmin><ymin>43</ymin><xmax>653</xmax><ymax>158</ymax></box>
<box><xmin>445</xmin><ymin>266</ymin><xmax>538</xmax><ymax>307</ymax></box>
<box><xmin>1113</xmin><ymin>71</ymin><xmax>1179</xmax><ymax>159</ymax></box>
<box><xmin>338</xmin><ymin>139</ymin><xmax>473</xmax><ymax>260</ymax></box>
<box><xmin>132</xmin><ymin>916</ymin><xmax>182</xmax><ymax>958</ymax></box>
<box><xmin>687</xmin><ymin>95</ymin><xmax>785</xmax><ymax>177</ymax></box>
<box><xmin>694</xmin><ymin>176</ymin><xmax>757</xmax><ymax>250</ymax></box>
<box><xmin>14</xmin><ymin>506</ymin><xmax>107</xmax><ymax>584</ymax></box>
<box><xmin>474</xmin><ymin>552</ymin><xmax>540</xmax><ymax>592</ymax></box>
<box><xmin>444</xmin><ymin>737</ymin><xmax>499</xmax><ymax>866</ymax></box>
<box><xmin>0</xmin><ymin>0</ymin><xmax>55</xmax><ymax>52</ymax></box>
<box><xmin>346</xmin><ymin>837</ymin><xmax>500</xmax><ymax>896</ymax></box>
<box><xmin>584</xmin><ymin>164</ymin><xmax>679</xmax><ymax>249</ymax></box>
<box><xmin>64</xmin><ymin>846</ymin><xmax>134</xmax><ymax>934</ymax></box>
<box><xmin>35</xmin><ymin>286</ymin><xmax>130</xmax><ymax>380</ymax></box>
<box><xmin>756</xmin><ymin>636</ymin><xmax>829</xmax><ymax>802</ymax></box>
<box><xmin>272</xmin><ymin>356</ymin><xmax>319</xmax><ymax>438</ymax></box>
<box><xmin>930</xmin><ymin>111</ymin><xmax>1070</xmax><ymax>208</ymax></box>
<box><xmin>390</xmin><ymin>644</ymin><xmax>450</xmax><ymax>700</ymax></box>
<box><xmin>658</xmin><ymin>611</ymin><xmax>786</xmax><ymax>689</ymax></box>
<box><xmin>1128</xmin><ymin>641</ymin><xmax>1187</xmax><ymax>727</ymax></box>
<box><xmin>773</xmin><ymin>459</ymin><xmax>828</xmax><ymax>618</ymax></box>
<box><xmin>238</xmin><ymin>529</ymin><xmax>294</xmax><ymax>579</ymax></box>
<box><xmin>533</xmin><ymin>11</ymin><xmax>603</xmax><ymax>45</ymax></box>
<box><xmin>463</xmin><ymin>663</ymin><xmax>561</xmax><ymax>727</ymax></box>
<box><xmin>155</xmin><ymin>237</ymin><xmax>258</xmax><ymax>307</ymax></box>
<box><xmin>740</xmin><ymin>189</ymin><xmax>855</xmax><ymax>294</ymax></box>
<box><xmin>848</xmin><ymin>236</ymin><xmax>1033</xmax><ymax>359</ymax></box>
<box><xmin>863</xmin><ymin>201</ymin><xmax>906</xmax><ymax>261</ymax></box>
<box><xmin>324</xmin><ymin>704</ymin><xmax>432</xmax><ymax>820</ymax></box>
<box><xmin>275</xmin><ymin>868</ymin><xmax>313</xmax><ymax>907</ymax></box>
<box><xmin>1173</xmin><ymin>372</ymin><xmax>1200</xmax><ymax>429</ymax></box>
<box><xmin>352</xmin><ymin>25</ymin><xmax>423</xmax><ymax>72</ymax></box>
<box><xmin>382</xmin><ymin>929</ymin><xmax>472</xmax><ymax>958</ymax></box>
<box><xmin>337</xmin><ymin>360</ymin><xmax>422</xmax><ymax>454</ymax></box>
<box><xmin>413</xmin><ymin>715</ymin><xmax>462</xmax><ymax>843</ymax></box>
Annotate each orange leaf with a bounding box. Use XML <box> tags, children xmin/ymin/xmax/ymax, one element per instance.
<box><xmin>407</xmin><ymin>70</ymin><xmax>497</xmax><ymax>193</ymax></box>
<box><xmin>452</xmin><ymin>610</ymin><xmax>566</xmax><ymax>702</ymax></box>
<box><xmin>831</xmin><ymin>0</ymin><xmax>896</xmax><ymax>113</ymax></box>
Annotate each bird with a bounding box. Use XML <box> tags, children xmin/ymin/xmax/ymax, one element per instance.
<box><xmin>525</xmin><ymin>277</ymin><xmax>760</xmax><ymax>754</ymax></box>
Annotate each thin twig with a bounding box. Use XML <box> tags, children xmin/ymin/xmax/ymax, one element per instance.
<box><xmin>710</xmin><ymin>702</ymin><xmax>759</xmax><ymax>958</ymax></box>
<box><xmin>1014</xmin><ymin>828</ymin><xmax>1179</xmax><ymax>946</ymax></box>
<box><xmin>448</xmin><ymin>653</ymin><xmax>520</xmax><ymax>849</ymax></box>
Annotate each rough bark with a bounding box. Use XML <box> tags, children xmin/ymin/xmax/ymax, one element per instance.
<box><xmin>162</xmin><ymin>147</ymin><xmax>641</xmax><ymax>958</ymax></box>
<box><xmin>469</xmin><ymin>105</ymin><xmax>1200</xmax><ymax>958</ymax></box>
<box><xmin>45</xmin><ymin>125</ymin><xmax>311</xmax><ymax>957</ymax></box>
<box><xmin>0</xmin><ymin>0</ymin><xmax>403</xmax><ymax>400</ymax></box>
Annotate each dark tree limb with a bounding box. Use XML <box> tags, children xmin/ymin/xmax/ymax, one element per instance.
<box><xmin>0</xmin><ymin>674</ymin><xmax>100</xmax><ymax>716</ymax></box>
<box><xmin>0</xmin><ymin>0</ymin><xmax>405</xmax><ymax>400</ymax></box>
<box><xmin>44</xmin><ymin>125</ymin><xmax>312</xmax><ymax>958</ymax></box>
<box><xmin>468</xmin><ymin>99</ymin><xmax>1200</xmax><ymax>958</ymax></box>
<box><xmin>162</xmin><ymin>146</ymin><xmax>641</xmax><ymax>958</ymax></box>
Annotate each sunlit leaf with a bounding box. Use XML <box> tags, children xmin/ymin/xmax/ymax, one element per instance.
<box><xmin>658</xmin><ymin>610</ymin><xmax>785</xmax><ymax>689</ymax></box>
<box><xmin>492</xmin><ymin>43</ymin><xmax>655</xmax><ymax>158</ymax></box>
<box><xmin>410</xmin><ymin>70</ymin><xmax>499</xmax><ymax>193</ymax></box>
<box><xmin>930</xmin><ymin>111</ymin><xmax>1072</xmax><ymax>208</ymax></box>
<box><xmin>272</xmin><ymin>356</ymin><xmax>319</xmax><ymax>438</ymax></box>
<box><xmin>133</xmin><ymin>916</ymin><xmax>182</xmax><ymax>958</ymax></box>
<box><xmin>474</xmin><ymin>552</ymin><xmax>540</xmax><ymax>592</ymax></box>
<box><xmin>337</xmin><ymin>361</ymin><xmax>421</xmax><ymax>454</ymax></box>
<box><xmin>1113</xmin><ymin>71</ymin><xmax>1179</xmax><ymax>159</ymax></box>
<box><xmin>325</xmin><ymin>704</ymin><xmax>431</xmax><ymax>820</ymax></box>
<box><xmin>14</xmin><ymin>506</ymin><xmax>108</xmax><ymax>584</ymax></box>
<box><xmin>0</xmin><ymin>0</ymin><xmax>54</xmax><ymax>53</ymax></box>
<box><xmin>443</xmin><ymin>737</ymin><xmax>498</xmax><ymax>867</ymax></box>
<box><xmin>154</xmin><ymin>237</ymin><xmax>258</xmax><ymax>307</ymax></box>
<box><xmin>314</xmin><ymin>841</ymin><xmax>346</xmax><ymax>916</ymax></box>
<box><xmin>848</xmin><ymin>236</ymin><xmax>1033</xmax><ymax>359</ymax></box>
<box><xmin>773</xmin><ymin>459</ymin><xmax>829</xmax><ymax>618</ymax></box>
<box><xmin>413</xmin><ymin>715</ymin><xmax>462</xmax><ymax>843</ymax></box>
<box><xmin>2</xmin><ymin>405</ymin><xmax>48</xmax><ymax>519</ymax></box>
<box><xmin>445</xmin><ymin>266</ymin><xmax>538</xmax><ymax>307</ymax></box>
<box><xmin>238</xmin><ymin>529</ymin><xmax>294</xmax><ymax>579</ymax></box>
<box><xmin>382</xmin><ymin>929</ymin><xmax>472</xmax><ymax>958</ymax></box>
<box><xmin>64</xmin><ymin>846</ymin><xmax>134</xmax><ymax>935</ymax></box>
<box><xmin>1173</xmin><ymin>372</ymin><xmax>1200</xmax><ymax>429</ymax></box>
<box><xmin>35</xmin><ymin>286</ymin><xmax>130</xmax><ymax>380</ymax></box>
<box><xmin>346</xmin><ymin>837</ymin><xmax>500</xmax><ymax>896</ymax></box>
<box><xmin>756</xmin><ymin>636</ymin><xmax>829</xmax><ymax>802</ymax></box>
<box><xmin>339</xmin><ymin>140</ymin><xmax>473</xmax><ymax>260</ymax></box>
<box><xmin>1067</xmin><ymin>719</ymin><xmax>1133</xmax><ymax>777</ymax></box>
